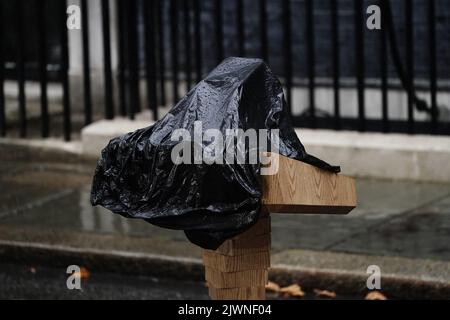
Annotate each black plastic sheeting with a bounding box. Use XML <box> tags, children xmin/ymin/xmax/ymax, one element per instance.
<box><xmin>91</xmin><ymin>57</ymin><xmax>339</xmax><ymax>250</ymax></box>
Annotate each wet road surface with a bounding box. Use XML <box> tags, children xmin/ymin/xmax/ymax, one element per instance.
<box><xmin>0</xmin><ymin>262</ymin><xmax>209</xmax><ymax>300</ymax></box>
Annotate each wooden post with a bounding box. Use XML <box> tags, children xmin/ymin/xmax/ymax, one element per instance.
<box><xmin>203</xmin><ymin>209</ymin><xmax>270</xmax><ymax>300</ymax></box>
<box><xmin>203</xmin><ymin>153</ymin><xmax>357</xmax><ymax>300</ymax></box>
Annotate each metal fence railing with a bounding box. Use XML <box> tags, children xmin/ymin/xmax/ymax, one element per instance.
<box><xmin>0</xmin><ymin>0</ymin><xmax>449</xmax><ymax>142</ymax></box>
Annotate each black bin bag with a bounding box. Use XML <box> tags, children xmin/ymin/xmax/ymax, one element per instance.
<box><xmin>91</xmin><ymin>57</ymin><xmax>339</xmax><ymax>250</ymax></box>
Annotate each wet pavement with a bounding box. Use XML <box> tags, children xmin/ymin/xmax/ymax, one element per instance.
<box><xmin>1</xmin><ymin>159</ymin><xmax>450</xmax><ymax>261</ymax></box>
<box><xmin>0</xmin><ymin>158</ymin><xmax>450</xmax><ymax>298</ymax></box>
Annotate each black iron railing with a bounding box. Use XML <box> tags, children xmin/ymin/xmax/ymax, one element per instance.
<box><xmin>0</xmin><ymin>0</ymin><xmax>449</xmax><ymax>142</ymax></box>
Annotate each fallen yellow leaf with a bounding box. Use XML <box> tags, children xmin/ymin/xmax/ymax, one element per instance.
<box><xmin>314</xmin><ymin>289</ymin><xmax>336</xmax><ymax>298</ymax></box>
<box><xmin>265</xmin><ymin>281</ymin><xmax>281</xmax><ymax>292</ymax></box>
<box><xmin>365</xmin><ymin>291</ymin><xmax>387</xmax><ymax>300</ymax></box>
<box><xmin>279</xmin><ymin>284</ymin><xmax>305</xmax><ymax>298</ymax></box>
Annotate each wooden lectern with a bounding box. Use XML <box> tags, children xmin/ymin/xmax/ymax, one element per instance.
<box><xmin>203</xmin><ymin>153</ymin><xmax>357</xmax><ymax>300</ymax></box>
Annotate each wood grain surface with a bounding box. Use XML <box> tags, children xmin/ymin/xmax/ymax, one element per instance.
<box><xmin>261</xmin><ymin>153</ymin><xmax>357</xmax><ymax>214</ymax></box>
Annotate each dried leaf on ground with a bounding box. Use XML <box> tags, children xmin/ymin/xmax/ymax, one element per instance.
<box><xmin>74</xmin><ymin>267</ymin><xmax>90</xmax><ymax>280</ymax></box>
<box><xmin>279</xmin><ymin>284</ymin><xmax>305</xmax><ymax>298</ymax></box>
<box><xmin>265</xmin><ymin>281</ymin><xmax>281</xmax><ymax>292</ymax></box>
<box><xmin>314</xmin><ymin>289</ymin><xmax>336</xmax><ymax>298</ymax></box>
<box><xmin>365</xmin><ymin>291</ymin><xmax>387</xmax><ymax>300</ymax></box>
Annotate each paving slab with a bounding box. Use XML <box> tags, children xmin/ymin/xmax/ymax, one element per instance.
<box><xmin>332</xmin><ymin>194</ymin><xmax>450</xmax><ymax>260</ymax></box>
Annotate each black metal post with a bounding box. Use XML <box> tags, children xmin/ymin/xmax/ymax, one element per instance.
<box><xmin>38</xmin><ymin>0</ymin><xmax>49</xmax><ymax>137</ymax></box>
<box><xmin>331</xmin><ymin>0</ymin><xmax>340</xmax><ymax>130</ymax></box>
<box><xmin>306</xmin><ymin>0</ymin><xmax>315</xmax><ymax>128</ymax></box>
<box><xmin>0</xmin><ymin>1</ymin><xmax>5</xmax><ymax>137</ymax></box>
<box><xmin>282</xmin><ymin>0</ymin><xmax>292</xmax><ymax>113</ymax></box>
<box><xmin>17</xmin><ymin>0</ymin><xmax>27</xmax><ymax>138</ymax></box>
<box><xmin>380</xmin><ymin>0</ymin><xmax>389</xmax><ymax>133</ymax></box>
<box><xmin>428</xmin><ymin>0</ymin><xmax>438</xmax><ymax>134</ymax></box>
<box><xmin>170</xmin><ymin>0</ymin><xmax>179</xmax><ymax>103</ymax></box>
<box><xmin>405</xmin><ymin>0</ymin><xmax>414</xmax><ymax>133</ymax></box>
<box><xmin>183</xmin><ymin>0</ymin><xmax>192</xmax><ymax>91</ymax></box>
<box><xmin>81</xmin><ymin>0</ymin><xmax>92</xmax><ymax>125</ymax></box>
<box><xmin>156</xmin><ymin>0</ymin><xmax>166</xmax><ymax>106</ymax></box>
<box><xmin>144</xmin><ymin>0</ymin><xmax>158</xmax><ymax>119</ymax></box>
<box><xmin>60</xmin><ymin>0</ymin><xmax>71</xmax><ymax>141</ymax></box>
<box><xmin>128</xmin><ymin>0</ymin><xmax>141</xmax><ymax>118</ymax></box>
<box><xmin>194</xmin><ymin>0</ymin><xmax>202</xmax><ymax>83</ymax></box>
<box><xmin>102</xmin><ymin>0</ymin><xmax>114</xmax><ymax>119</ymax></box>
<box><xmin>116</xmin><ymin>0</ymin><xmax>127</xmax><ymax>116</ymax></box>
<box><xmin>354</xmin><ymin>0</ymin><xmax>365</xmax><ymax>132</ymax></box>
<box><xmin>259</xmin><ymin>0</ymin><xmax>268</xmax><ymax>62</ymax></box>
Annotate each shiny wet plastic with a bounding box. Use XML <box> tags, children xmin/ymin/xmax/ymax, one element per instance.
<box><xmin>91</xmin><ymin>57</ymin><xmax>339</xmax><ymax>249</ymax></box>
